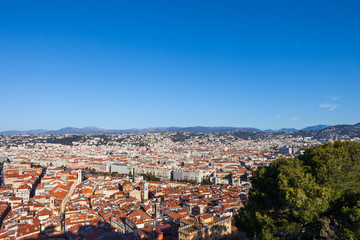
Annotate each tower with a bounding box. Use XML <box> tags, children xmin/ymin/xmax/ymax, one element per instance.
<box><xmin>143</xmin><ymin>180</ymin><xmax>149</xmax><ymax>200</ymax></box>
<box><xmin>50</xmin><ymin>196</ymin><xmax>55</xmax><ymax>209</ymax></box>
<box><xmin>155</xmin><ymin>198</ymin><xmax>161</xmax><ymax>219</ymax></box>
<box><xmin>77</xmin><ymin>169</ymin><xmax>82</xmax><ymax>185</ymax></box>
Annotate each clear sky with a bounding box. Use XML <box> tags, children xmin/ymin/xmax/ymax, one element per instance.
<box><xmin>0</xmin><ymin>1</ymin><xmax>359</xmax><ymax>131</ymax></box>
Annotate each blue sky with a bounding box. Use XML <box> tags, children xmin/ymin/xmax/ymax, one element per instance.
<box><xmin>0</xmin><ymin>1</ymin><xmax>359</xmax><ymax>131</ymax></box>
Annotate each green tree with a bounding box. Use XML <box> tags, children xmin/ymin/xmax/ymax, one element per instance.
<box><xmin>235</xmin><ymin>141</ymin><xmax>360</xmax><ymax>239</ymax></box>
<box><xmin>201</xmin><ymin>176</ymin><xmax>213</xmax><ymax>185</ymax></box>
<box><xmin>141</xmin><ymin>173</ymin><xmax>160</xmax><ymax>181</ymax></box>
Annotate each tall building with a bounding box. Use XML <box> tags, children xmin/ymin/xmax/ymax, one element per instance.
<box><xmin>143</xmin><ymin>180</ymin><xmax>149</xmax><ymax>200</ymax></box>
<box><xmin>155</xmin><ymin>198</ymin><xmax>161</xmax><ymax>219</ymax></box>
<box><xmin>77</xmin><ymin>169</ymin><xmax>83</xmax><ymax>185</ymax></box>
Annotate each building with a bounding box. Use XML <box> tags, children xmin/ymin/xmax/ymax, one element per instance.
<box><xmin>111</xmin><ymin>163</ymin><xmax>133</xmax><ymax>175</ymax></box>
<box><xmin>91</xmin><ymin>163</ymin><xmax>108</xmax><ymax>172</ymax></box>
<box><xmin>278</xmin><ymin>147</ymin><xmax>292</xmax><ymax>155</ymax></box>
<box><xmin>178</xmin><ymin>214</ymin><xmax>232</xmax><ymax>240</ymax></box>
<box><xmin>77</xmin><ymin>169</ymin><xmax>83</xmax><ymax>185</ymax></box>
<box><xmin>15</xmin><ymin>184</ymin><xmax>30</xmax><ymax>201</ymax></box>
<box><xmin>143</xmin><ymin>180</ymin><xmax>149</xmax><ymax>200</ymax></box>
<box><xmin>155</xmin><ymin>198</ymin><xmax>161</xmax><ymax>219</ymax></box>
<box><xmin>189</xmin><ymin>170</ymin><xmax>203</xmax><ymax>183</ymax></box>
<box><xmin>122</xmin><ymin>180</ymin><xmax>132</xmax><ymax>194</ymax></box>
<box><xmin>129</xmin><ymin>189</ymin><xmax>141</xmax><ymax>201</ymax></box>
<box><xmin>172</xmin><ymin>169</ymin><xmax>183</xmax><ymax>181</ymax></box>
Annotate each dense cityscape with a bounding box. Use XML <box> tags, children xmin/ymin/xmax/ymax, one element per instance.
<box><xmin>0</xmin><ymin>126</ymin><xmax>358</xmax><ymax>239</ymax></box>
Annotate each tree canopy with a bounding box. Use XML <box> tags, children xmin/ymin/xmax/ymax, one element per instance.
<box><xmin>235</xmin><ymin>141</ymin><xmax>360</xmax><ymax>239</ymax></box>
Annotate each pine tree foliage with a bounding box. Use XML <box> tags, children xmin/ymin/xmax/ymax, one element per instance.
<box><xmin>235</xmin><ymin>141</ymin><xmax>360</xmax><ymax>239</ymax></box>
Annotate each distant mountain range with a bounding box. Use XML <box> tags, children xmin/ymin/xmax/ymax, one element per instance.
<box><xmin>0</xmin><ymin>124</ymin><xmax>345</xmax><ymax>135</ymax></box>
<box><xmin>230</xmin><ymin>123</ymin><xmax>360</xmax><ymax>141</ymax></box>
<box><xmin>0</xmin><ymin>126</ymin><xmax>259</xmax><ymax>135</ymax></box>
<box><xmin>264</xmin><ymin>125</ymin><xmax>332</xmax><ymax>132</ymax></box>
